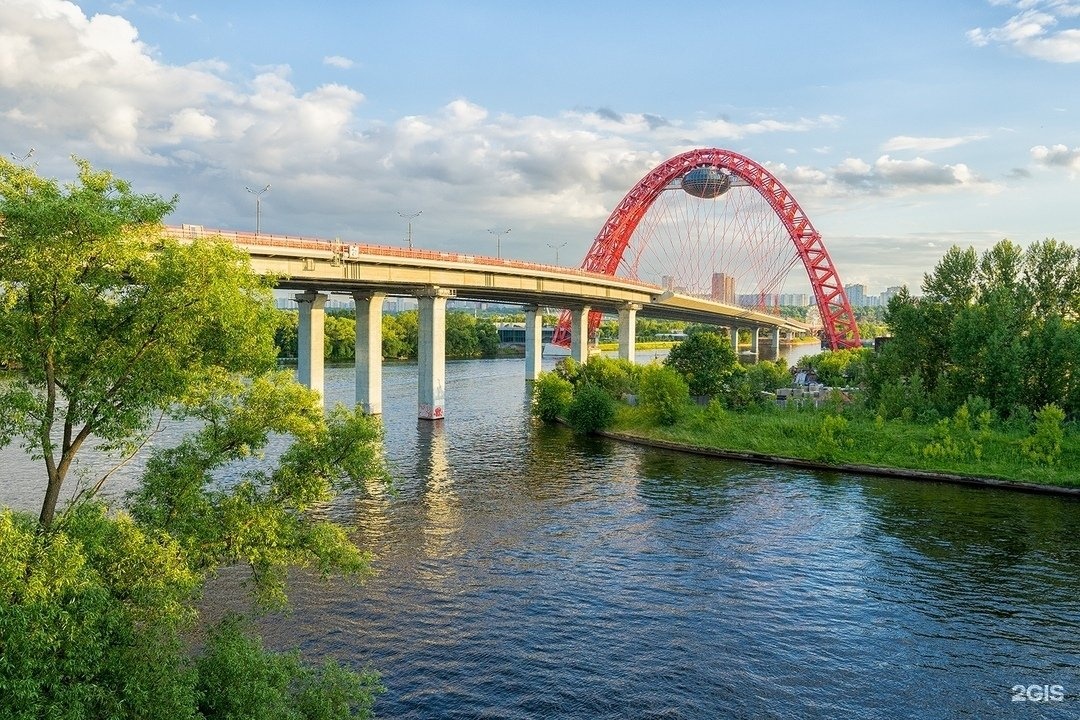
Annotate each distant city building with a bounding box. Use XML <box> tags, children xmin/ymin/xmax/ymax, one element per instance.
<box><xmin>661</xmin><ymin>275</ymin><xmax>675</xmax><ymax>291</ymax></box>
<box><xmin>736</xmin><ymin>292</ymin><xmax>781</xmax><ymax>308</ymax></box>
<box><xmin>779</xmin><ymin>293</ymin><xmax>810</xmax><ymax>307</ymax></box>
<box><xmin>711</xmin><ymin>272</ymin><xmax>736</xmax><ymax>304</ymax></box>
<box><xmin>880</xmin><ymin>286</ymin><xmax>903</xmax><ymax>306</ymax></box>
<box><xmin>844</xmin><ymin>283</ymin><xmax>867</xmax><ymax>307</ymax></box>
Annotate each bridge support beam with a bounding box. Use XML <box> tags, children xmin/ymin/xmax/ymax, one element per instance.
<box><xmin>729</xmin><ymin>327</ymin><xmax>739</xmax><ymax>353</ymax></box>
<box><xmin>418</xmin><ymin>288</ymin><xmax>450</xmax><ymax>420</ymax></box>
<box><xmin>524</xmin><ymin>305</ymin><xmax>543</xmax><ymax>381</ymax></box>
<box><xmin>618</xmin><ymin>303</ymin><xmax>639</xmax><ymax>363</ymax></box>
<box><xmin>295</xmin><ymin>291</ymin><xmax>328</xmax><ymax>398</ymax></box>
<box><xmin>353</xmin><ymin>291</ymin><xmax>385</xmax><ymax>414</ymax></box>
<box><xmin>748</xmin><ymin>327</ymin><xmax>759</xmax><ymax>355</ymax></box>
<box><xmin>769</xmin><ymin>327</ymin><xmax>781</xmax><ymax>357</ymax></box>
<box><xmin>570</xmin><ymin>306</ymin><xmax>591</xmax><ymax>365</ymax></box>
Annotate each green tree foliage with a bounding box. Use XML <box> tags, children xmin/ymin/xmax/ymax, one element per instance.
<box><xmin>0</xmin><ymin>505</ymin><xmax>200</xmax><ymax>720</ymax></box>
<box><xmin>196</xmin><ymin>615</ymin><xmax>381</xmax><ymax>720</ymax></box>
<box><xmin>0</xmin><ymin>157</ymin><xmax>278</xmax><ymax>526</ymax></box>
<box><xmin>325</xmin><ymin>313</ymin><xmax>357</xmax><ymax>362</ymax></box>
<box><xmin>663</xmin><ymin>330</ymin><xmax>738</xmax><ymax>396</ymax></box>
<box><xmin>1022</xmin><ymin>404</ymin><xmax>1065</xmax><ymax>466</ymax></box>
<box><xmin>797</xmin><ymin>348</ymin><xmax>868</xmax><ymax>388</ymax></box>
<box><xmin>637</xmin><ymin>364</ymin><xmax>690</xmax><ymax>425</ymax></box>
<box><xmin>531</xmin><ymin>372</ymin><xmax>575</xmax><ymax>422</ymax></box>
<box><xmin>723</xmin><ymin>359</ymin><xmax>791</xmax><ymax>409</ymax></box>
<box><xmin>128</xmin><ymin>373</ymin><xmax>384</xmax><ymax>609</ymax></box>
<box><xmin>382</xmin><ymin>311</ymin><xmax>418</xmax><ymax>359</ymax></box>
<box><xmin>564</xmin><ymin>383</ymin><xmax>617</xmax><ymax>435</ymax></box>
<box><xmin>866</xmin><ymin>238</ymin><xmax>1080</xmax><ymax>421</ymax></box>
<box><xmin>0</xmin><ymin>159</ymin><xmax>385</xmax><ymax>717</ymax></box>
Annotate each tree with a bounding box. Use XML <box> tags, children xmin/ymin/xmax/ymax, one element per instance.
<box><xmin>531</xmin><ymin>372</ymin><xmax>574</xmax><ymax>422</ymax></box>
<box><xmin>663</xmin><ymin>330</ymin><xmax>738</xmax><ymax>397</ymax></box>
<box><xmin>564</xmin><ymin>383</ymin><xmax>617</xmax><ymax>435</ymax></box>
<box><xmin>637</xmin><ymin>364</ymin><xmax>689</xmax><ymax>425</ymax></box>
<box><xmin>0</xmin><ymin>158</ymin><xmax>386</xmax><ymax>716</ymax></box>
<box><xmin>0</xmin><ymin>157</ymin><xmax>279</xmax><ymax>526</ymax></box>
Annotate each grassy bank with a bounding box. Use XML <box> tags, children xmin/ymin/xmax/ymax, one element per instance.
<box><xmin>609</xmin><ymin>402</ymin><xmax>1080</xmax><ymax>489</ymax></box>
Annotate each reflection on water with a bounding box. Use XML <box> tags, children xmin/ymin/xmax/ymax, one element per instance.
<box><xmin>3</xmin><ymin>356</ymin><xmax>1079</xmax><ymax>719</ymax></box>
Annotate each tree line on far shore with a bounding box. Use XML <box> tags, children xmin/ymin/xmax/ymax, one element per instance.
<box><xmin>274</xmin><ymin>309</ymin><xmax>502</xmax><ymax>361</ymax></box>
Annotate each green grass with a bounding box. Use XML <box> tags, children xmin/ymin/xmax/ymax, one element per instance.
<box><xmin>610</xmin><ymin>403</ymin><xmax>1080</xmax><ymax>489</ymax></box>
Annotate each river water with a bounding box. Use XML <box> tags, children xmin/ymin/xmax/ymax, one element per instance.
<box><xmin>3</xmin><ymin>353</ymin><xmax>1079</xmax><ymax>718</ymax></box>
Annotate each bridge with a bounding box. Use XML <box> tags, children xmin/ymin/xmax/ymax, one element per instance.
<box><xmin>164</xmin><ymin>225</ymin><xmax>808</xmax><ymax>419</ymax></box>
<box><xmin>165</xmin><ymin>147</ymin><xmax>860</xmax><ymax>421</ymax></box>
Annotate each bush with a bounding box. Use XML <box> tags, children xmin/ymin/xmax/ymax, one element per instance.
<box><xmin>565</xmin><ymin>383</ymin><xmax>617</xmax><ymax>435</ymax></box>
<box><xmin>664</xmin><ymin>331</ymin><xmax>737</xmax><ymax>397</ymax></box>
<box><xmin>0</xmin><ymin>506</ymin><xmax>383</xmax><ymax>720</ymax></box>
<box><xmin>638</xmin><ymin>364</ymin><xmax>690</xmax><ymax>425</ymax></box>
<box><xmin>578</xmin><ymin>356</ymin><xmax>639</xmax><ymax>397</ymax></box>
<box><xmin>1023</xmin><ymin>404</ymin><xmax>1065</xmax><ymax>466</ymax></box>
<box><xmin>532</xmin><ymin>372</ymin><xmax>575</xmax><ymax>422</ymax></box>
<box><xmin>196</xmin><ymin>615</ymin><xmax>381</xmax><ymax>720</ymax></box>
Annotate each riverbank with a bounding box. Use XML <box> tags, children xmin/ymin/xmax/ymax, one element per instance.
<box><xmin>605</xmin><ymin>404</ymin><xmax>1080</xmax><ymax>495</ymax></box>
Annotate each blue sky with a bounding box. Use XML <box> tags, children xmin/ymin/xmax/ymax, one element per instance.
<box><xmin>2</xmin><ymin>0</ymin><xmax>1079</xmax><ymax>296</ymax></box>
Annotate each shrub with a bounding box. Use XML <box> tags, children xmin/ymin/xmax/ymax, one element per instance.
<box><xmin>1022</xmin><ymin>404</ymin><xmax>1065</xmax><ymax>466</ymax></box>
<box><xmin>638</xmin><ymin>364</ymin><xmax>690</xmax><ymax>425</ymax></box>
<box><xmin>565</xmin><ymin>383</ymin><xmax>617</xmax><ymax>435</ymax></box>
<box><xmin>578</xmin><ymin>356</ymin><xmax>639</xmax><ymax>396</ymax></box>
<box><xmin>664</xmin><ymin>331</ymin><xmax>738</xmax><ymax>397</ymax></box>
<box><xmin>196</xmin><ymin>615</ymin><xmax>381</xmax><ymax>720</ymax></box>
<box><xmin>532</xmin><ymin>372</ymin><xmax>575</xmax><ymax>422</ymax></box>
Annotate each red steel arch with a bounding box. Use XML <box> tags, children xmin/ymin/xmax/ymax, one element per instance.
<box><xmin>552</xmin><ymin>148</ymin><xmax>860</xmax><ymax>350</ymax></box>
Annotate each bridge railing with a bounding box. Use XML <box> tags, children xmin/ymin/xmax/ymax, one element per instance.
<box><xmin>163</xmin><ymin>224</ymin><xmax>661</xmax><ymax>290</ymax></box>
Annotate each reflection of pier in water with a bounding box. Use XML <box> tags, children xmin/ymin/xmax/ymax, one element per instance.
<box><xmin>415</xmin><ymin>420</ymin><xmax>461</xmax><ymax>566</ymax></box>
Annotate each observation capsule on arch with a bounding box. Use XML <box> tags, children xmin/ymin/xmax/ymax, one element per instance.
<box><xmin>681</xmin><ymin>165</ymin><xmax>732</xmax><ymax>198</ymax></box>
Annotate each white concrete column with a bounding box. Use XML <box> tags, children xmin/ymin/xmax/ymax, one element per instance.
<box><xmin>770</xmin><ymin>327</ymin><xmax>781</xmax><ymax>355</ymax></box>
<box><xmin>353</xmin><ymin>291</ymin><xmax>385</xmax><ymax>414</ymax></box>
<box><xmin>749</xmin><ymin>327</ymin><xmax>759</xmax><ymax>355</ymax></box>
<box><xmin>618</xmin><ymin>303</ymin><xmax>640</xmax><ymax>363</ymax></box>
<box><xmin>730</xmin><ymin>326</ymin><xmax>739</xmax><ymax>353</ymax></box>
<box><xmin>524</xmin><ymin>305</ymin><xmax>543</xmax><ymax>381</ymax></box>
<box><xmin>570</xmin><ymin>306</ymin><xmax>591</xmax><ymax>365</ymax></box>
<box><xmin>295</xmin><ymin>291</ymin><xmax>328</xmax><ymax>398</ymax></box>
<box><xmin>418</xmin><ymin>288</ymin><xmax>450</xmax><ymax>420</ymax></box>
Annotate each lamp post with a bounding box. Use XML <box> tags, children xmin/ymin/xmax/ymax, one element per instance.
<box><xmin>245</xmin><ymin>183</ymin><xmax>271</xmax><ymax>236</ymax></box>
<box><xmin>9</xmin><ymin>148</ymin><xmax>34</xmax><ymax>162</ymax></box>
<box><xmin>488</xmin><ymin>228</ymin><xmax>511</xmax><ymax>259</ymax></box>
<box><xmin>397</xmin><ymin>210</ymin><xmax>422</xmax><ymax>250</ymax></box>
<box><xmin>547</xmin><ymin>242</ymin><xmax>567</xmax><ymax>265</ymax></box>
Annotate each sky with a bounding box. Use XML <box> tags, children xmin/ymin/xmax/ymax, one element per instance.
<box><xmin>2</xmin><ymin>0</ymin><xmax>1079</xmax><ymax>297</ymax></box>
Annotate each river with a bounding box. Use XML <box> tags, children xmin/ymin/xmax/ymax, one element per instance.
<box><xmin>2</xmin><ymin>353</ymin><xmax>1078</xmax><ymax>718</ymax></box>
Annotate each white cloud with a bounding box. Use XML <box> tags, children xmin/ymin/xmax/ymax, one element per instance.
<box><xmin>881</xmin><ymin>134</ymin><xmax>988</xmax><ymax>152</ymax></box>
<box><xmin>772</xmin><ymin>155</ymin><xmax>1000</xmax><ymax>197</ymax></box>
<box><xmin>1031</xmin><ymin>143</ymin><xmax>1080</xmax><ymax>169</ymax></box>
<box><xmin>968</xmin><ymin>3</ymin><xmax>1080</xmax><ymax>62</ymax></box>
<box><xmin>323</xmin><ymin>55</ymin><xmax>354</xmax><ymax>69</ymax></box>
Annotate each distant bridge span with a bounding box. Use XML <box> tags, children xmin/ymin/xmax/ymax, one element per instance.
<box><xmin>165</xmin><ymin>225</ymin><xmax>809</xmax><ymax>418</ymax></box>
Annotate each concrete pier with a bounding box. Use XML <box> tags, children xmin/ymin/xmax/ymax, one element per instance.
<box><xmin>353</xmin><ymin>291</ymin><xmax>385</xmax><ymax>414</ymax></box>
<box><xmin>418</xmin><ymin>288</ymin><xmax>450</xmax><ymax>419</ymax></box>
<box><xmin>570</xmin><ymin>306</ymin><xmax>591</xmax><ymax>365</ymax></box>
<box><xmin>524</xmin><ymin>305</ymin><xmax>543</xmax><ymax>381</ymax></box>
<box><xmin>295</xmin><ymin>291</ymin><xmax>327</xmax><ymax>397</ymax></box>
<box><xmin>618</xmin><ymin>303</ymin><xmax>639</xmax><ymax>363</ymax></box>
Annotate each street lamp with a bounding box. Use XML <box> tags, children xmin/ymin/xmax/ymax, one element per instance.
<box><xmin>245</xmin><ymin>183</ymin><xmax>271</xmax><ymax>236</ymax></box>
<box><xmin>10</xmin><ymin>148</ymin><xmax>34</xmax><ymax>162</ymax></box>
<box><xmin>547</xmin><ymin>242</ymin><xmax>567</xmax><ymax>265</ymax></box>
<box><xmin>398</xmin><ymin>210</ymin><xmax>422</xmax><ymax>250</ymax></box>
<box><xmin>488</xmin><ymin>227</ymin><xmax>511</xmax><ymax>259</ymax></box>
